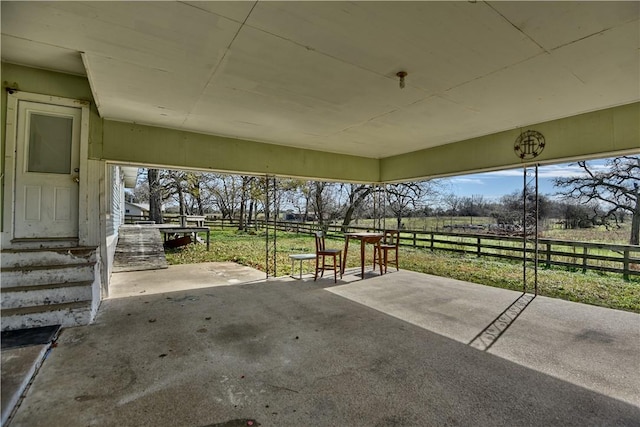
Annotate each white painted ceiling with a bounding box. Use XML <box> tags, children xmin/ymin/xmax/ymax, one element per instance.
<box><xmin>2</xmin><ymin>1</ymin><xmax>639</xmax><ymax>158</ymax></box>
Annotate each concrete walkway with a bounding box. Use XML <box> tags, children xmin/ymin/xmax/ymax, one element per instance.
<box><xmin>7</xmin><ymin>265</ymin><xmax>640</xmax><ymax>426</ymax></box>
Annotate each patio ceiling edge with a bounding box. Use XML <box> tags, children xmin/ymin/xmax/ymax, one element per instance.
<box><xmin>380</xmin><ymin>102</ymin><xmax>640</xmax><ymax>183</ymax></box>
<box><xmin>101</xmin><ymin>120</ymin><xmax>379</xmax><ymax>183</ymax></box>
<box><xmin>99</xmin><ymin>103</ymin><xmax>639</xmax><ymax>184</ymax></box>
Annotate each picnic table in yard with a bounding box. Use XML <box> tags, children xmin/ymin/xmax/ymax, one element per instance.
<box><xmin>158</xmin><ymin>225</ymin><xmax>210</xmax><ymax>250</ymax></box>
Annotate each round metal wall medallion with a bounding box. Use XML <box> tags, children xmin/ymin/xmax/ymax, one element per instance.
<box><xmin>514</xmin><ymin>130</ymin><xmax>545</xmax><ymax>160</ymax></box>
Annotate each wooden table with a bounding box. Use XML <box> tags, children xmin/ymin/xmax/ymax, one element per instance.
<box><xmin>158</xmin><ymin>226</ymin><xmax>210</xmax><ymax>250</ymax></box>
<box><xmin>342</xmin><ymin>232</ymin><xmax>384</xmax><ymax>278</ymax></box>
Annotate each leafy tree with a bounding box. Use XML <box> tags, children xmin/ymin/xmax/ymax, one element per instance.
<box><xmin>554</xmin><ymin>156</ymin><xmax>640</xmax><ymax>245</ymax></box>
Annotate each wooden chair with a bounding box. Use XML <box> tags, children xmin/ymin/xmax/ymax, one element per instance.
<box><xmin>314</xmin><ymin>232</ymin><xmax>342</xmax><ymax>283</ymax></box>
<box><xmin>373</xmin><ymin>230</ymin><xmax>399</xmax><ymax>273</ymax></box>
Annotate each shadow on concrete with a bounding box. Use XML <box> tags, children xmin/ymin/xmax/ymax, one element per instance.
<box><xmin>468</xmin><ymin>292</ymin><xmax>536</xmax><ymax>351</ymax></box>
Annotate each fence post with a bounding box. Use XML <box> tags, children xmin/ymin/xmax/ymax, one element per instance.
<box><xmin>477</xmin><ymin>237</ymin><xmax>481</xmax><ymax>257</ymax></box>
<box><xmin>546</xmin><ymin>243</ymin><xmax>551</xmax><ymax>268</ymax></box>
<box><xmin>582</xmin><ymin>246</ymin><xmax>588</xmax><ymax>273</ymax></box>
<box><xmin>413</xmin><ymin>232</ymin><xmax>416</xmax><ymax>247</ymax></box>
<box><xmin>430</xmin><ymin>233</ymin><xmax>434</xmax><ymax>251</ymax></box>
<box><xmin>623</xmin><ymin>249</ymin><xmax>630</xmax><ymax>281</ymax></box>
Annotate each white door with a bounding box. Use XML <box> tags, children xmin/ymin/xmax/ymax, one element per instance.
<box><xmin>13</xmin><ymin>101</ymin><xmax>81</xmax><ymax>239</ymax></box>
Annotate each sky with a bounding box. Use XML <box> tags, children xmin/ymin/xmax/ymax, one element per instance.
<box><xmin>438</xmin><ymin>158</ymin><xmax>610</xmax><ymax>201</ymax></box>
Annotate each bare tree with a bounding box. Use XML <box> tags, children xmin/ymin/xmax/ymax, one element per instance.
<box><xmin>459</xmin><ymin>195</ymin><xmax>486</xmax><ymax>223</ymax></box>
<box><xmin>164</xmin><ymin>170</ymin><xmax>188</xmax><ymax>219</ymax></box>
<box><xmin>311</xmin><ymin>182</ymin><xmax>341</xmax><ymax>231</ymax></box>
<box><xmin>554</xmin><ymin>156</ymin><xmax>640</xmax><ymax>245</ymax></box>
<box><xmin>206</xmin><ymin>174</ymin><xmax>242</xmax><ymax>220</ymax></box>
<box><xmin>340</xmin><ymin>184</ymin><xmax>373</xmax><ymax>232</ymax></box>
<box><xmin>283</xmin><ymin>179</ymin><xmax>313</xmax><ymax>221</ymax></box>
<box><xmin>442</xmin><ymin>193</ymin><xmax>461</xmax><ymax>227</ymax></box>
<box><xmin>558</xmin><ymin>202</ymin><xmax>603</xmax><ymax>229</ymax></box>
<box><xmin>385</xmin><ymin>182</ymin><xmax>433</xmax><ymax>229</ymax></box>
<box><xmin>184</xmin><ymin>172</ymin><xmax>205</xmax><ymax>215</ymax></box>
<box><xmin>237</xmin><ymin>176</ymin><xmax>248</xmax><ymax>230</ymax></box>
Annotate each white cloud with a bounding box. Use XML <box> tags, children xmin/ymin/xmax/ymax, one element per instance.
<box><xmin>478</xmin><ymin>160</ymin><xmax>608</xmax><ymax>180</ymax></box>
<box><xmin>449</xmin><ymin>177</ymin><xmax>485</xmax><ymax>185</ymax></box>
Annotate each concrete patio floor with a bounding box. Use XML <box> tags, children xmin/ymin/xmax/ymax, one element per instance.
<box><xmin>7</xmin><ymin>263</ymin><xmax>640</xmax><ymax>426</ymax></box>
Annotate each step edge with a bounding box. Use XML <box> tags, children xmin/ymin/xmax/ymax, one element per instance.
<box><xmin>1</xmin><ymin>246</ymin><xmax>97</xmax><ymax>253</ymax></box>
<box><xmin>1</xmin><ymin>281</ymin><xmax>94</xmax><ymax>292</ymax></box>
<box><xmin>1</xmin><ymin>262</ymin><xmax>96</xmax><ymax>272</ymax></box>
<box><xmin>1</xmin><ymin>301</ymin><xmax>92</xmax><ymax>317</ymax></box>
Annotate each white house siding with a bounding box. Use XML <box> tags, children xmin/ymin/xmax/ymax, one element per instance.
<box><xmin>106</xmin><ymin>165</ymin><xmax>125</xmax><ymax>237</ymax></box>
<box><xmin>104</xmin><ymin>165</ymin><xmax>126</xmax><ymax>296</ymax></box>
<box><xmin>124</xmin><ymin>203</ymin><xmax>147</xmax><ymax>217</ymax></box>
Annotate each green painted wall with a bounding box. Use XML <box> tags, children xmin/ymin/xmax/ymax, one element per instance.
<box><xmin>1</xmin><ymin>63</ymin><xmax>103</xmax><ymax>158</ymax></box>
<box><xmin>102</xmin><ymin>120</ymin><xmax>379</xmax><ymax>183</ymax></box>
<box><xmin>380</xmin><ymin>103</ymin><xmax>640</xmax><ymax>182</ymax></box>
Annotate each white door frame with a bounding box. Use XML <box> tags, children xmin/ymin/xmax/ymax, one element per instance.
<box><xmin>2</xmin><ymin>91</ymin><xmax>90</xmax><ymax>247</ymax></box>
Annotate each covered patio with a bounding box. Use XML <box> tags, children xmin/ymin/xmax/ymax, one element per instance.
<box><xmin>1</xmin><ymin>2</ymin><xmax>639</xmax><ymax>425</ymax></box>
<box><xmin>7</xmin><ymin>264</ymin><xmax>639</xmax><ymax>426</ymax></box>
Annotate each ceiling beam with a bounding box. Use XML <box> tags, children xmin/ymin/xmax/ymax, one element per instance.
<box><xmin>381</xmin><ymin>103</ymin><xmax>639</xmax><ymax>182</ymax></box>
<box><xmin>101</xmin><ymin>120</ymin><xmax>379</xmax><ymax>183</ymax></box>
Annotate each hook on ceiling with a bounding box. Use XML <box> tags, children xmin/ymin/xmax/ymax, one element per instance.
<box><xmin>396</xmin><ymin>71</ymin><xmax>407</xmax><ymax>89</ymax></box>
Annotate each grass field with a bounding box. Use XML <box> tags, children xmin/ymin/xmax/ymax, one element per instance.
<box><xmin>350</xmin><ymin>217</ymin><xmax>633</xmax><ymax>245</ymax></box>
<box><xmin>166</xmin><ymin>229</ymin><xmax>640</xmax><ymax>313</ymax></box>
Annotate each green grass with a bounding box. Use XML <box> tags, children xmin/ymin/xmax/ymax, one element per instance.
<box><xmin>350</xmin><ymin>217</ymin><xmax>633</xmax><ymax>245</ymax></box>
<box><xmin>165</xmin><ymin>229</ymin><xmax>640</xmax><ymax>313</ymax></box>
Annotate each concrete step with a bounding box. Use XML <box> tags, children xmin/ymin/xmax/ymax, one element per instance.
<box><xmin>1</xmin><ymin>247</ymin><xmax>96</xmax><ymax>269</ymax></box>
<box><xmin>0</xmin><ymin>247</ymin><xmax>97</xmax><ymax>331</ymax></box>
<box><xmin>1</xmin><ymin>281</ymin><xmax>93</xmax><ymax>309</ymax></box>
<box><xmin>1</xmin><ymin>263</ymin><xmax>96</xmax><ymax>288</ymax></box>
<box><xmin>7</xmin><ymin>238</ymin><xmax>80</xmax><ymax>250</ymax></box>
<box><xmin>1</xmin><ymin>301</ymin><xmax>92</xmax><ymax>331</ymax></box>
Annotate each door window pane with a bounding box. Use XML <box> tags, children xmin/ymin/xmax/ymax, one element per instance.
<box><xmin>27</xmin><ymin>113</ymin><xmax>73</xmax><ymax>174</ymax></box>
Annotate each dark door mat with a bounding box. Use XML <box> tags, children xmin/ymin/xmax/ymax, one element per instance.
<box><xmin>1</xmin><ymin>325</ymin><xmax>61</xmax><ymax>350</ymax></box>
